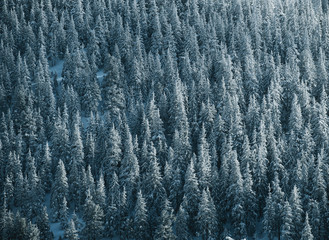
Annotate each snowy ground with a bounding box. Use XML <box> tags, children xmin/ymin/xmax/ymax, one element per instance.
<box><xmin>97</xmin><ymin>69</ymin><xmax>105</xmax><ymax>83</ymax></box>
<box><xmin>49</xmin><ymin>60</ymin><xmax>64</xmax><ymax>82</ymax></box>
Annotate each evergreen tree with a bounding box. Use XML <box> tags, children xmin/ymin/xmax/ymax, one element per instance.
<box><xmin>36</xmin><ymin>206</ymin><xmax>53</xmax><ymax>240</ymax></box>
<box><xmin>142</xmin><ymin>142</ymin><xmax>166</xmax><ymax>235</ymax></box>
<box><xmin>154</xmin><ymin>198</ymin><xmax>176</xmax><ymax>240</ymax></box>
<box><xmin>289</xmin><ymin>186</ymin><xmax>304</xmax><ymax>240</ymax></box>
<box><xmin>133</xmin><ymin>190</ymin><xmax>149</xmax><ymax>240</ymax></box>
<box><xmin>25</xmin><ymin>221</ymin><xmax>40</xmax><ymax>240</ymax></box>
<box><xmin>65</xmin><ymin>219</ymin><xmax>79</xmax><ymax>240</ymax></box>
<box><xmin>105</xmin><ymin>172</ymin><xmax>120</xmax><ymax>237</ymax></box>
<box><xmin>70</xmin><ymin>122</ymin><xmax>84</xmax><ymax>170</ymax></box>
<box><xmin>103</xmin><ymin>124</ymin><xmax>122</xmax><ymax>182</ymax></box>
<box><xmin>197</xmin><ymin>125</ymin><xmax>212</xmax><ymax>190</ymax></box>
<box><xmin>263</xmin><ymin>174</ymin><xmax>285</xmax><ymax>240</ymax></box>
<box><xmin>82</xmin><ymin>190</ymin><xmax>105</xmax><ymax>240</ymax></box>
<box><xmin>51</xmin><ymin>160</ymin><xmax>69</xmax><ymax>221</ymax></box>
<box><xmin>300</xmin><ymin>213</ymin><xmax>313</xmax><ymax>240</ymax></box>
<box><xmin>39</xmin><ymin>142</ymin><xmax>52</xmax><ymax>193</ymax></box>
<box><xmin>95</xmin><ymin>173</ymin><xmax>106</xmax><ymax>209</ymax></box>
<box><xmin>183</xmin><ymin>159</ymin><xmax>200</xmax><ymax>235</ymax></box>
<box><xmin>227</xmin><ymin>149</ymin><xmax>246</xmax><ymax>239</ymax></box>
<box><xmin>253</xmin><ymin>118</ymin><xmax>268</xmax><ymax>216</ymax></box>
<box><xmin>243</xmin><ymin>162</ymin><xmax>257</xmax><ymax>236</ymax></box>
<box><xmin>51</xmin><ymin>109</ymin><xmax>70</xmax><ymax>171</ymax></box>
<box><xmin>120</xmin><ymin>123</ymin><xmax>139</xmax><ymax>205</ymax></box>
<box><xmin>196</xmin><ymin>188</ymin><xmax>218</xmax><ymax>240</ymax></box>
<box><xmin>308</xmin><ymin>199</ymin><xmax>321</xmax><ymax>240</ymax></box>
<box><xmin>24</xmin><ymin>150</ymin><xmax>44</xmax><ymax>218</ymax></box>
<box><xmin>102</xmin><ymin>55</ymin><xmax>125</xmax><ymax>122</ymax></box>
<box><xmin>175</xmin><ymin>204</ymin><xmax>189</xmax><ymax>240</ymax></box>
<box><xmin>59</xmin><ymin>197</ymin><xmax>69</xmax><ymax>228</ymax></box>
<box><xmin>282</xmin><ymin>200</ymin><xmax>293</xmax><ymax>240</ymax></box>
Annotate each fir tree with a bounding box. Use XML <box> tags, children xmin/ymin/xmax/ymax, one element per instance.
<box><xmin>196</xmin><ymin>188</ymin><xmax>218</xmax><ymax>240</ymax></box>
<box><xmin>82</xmin><ymin>190</ymin><xmax>105</xmax><ymax>240</ymax></box>
<box><xmin>120</xmin><ymin>123</ymin><xmax>140</xmax><ymax>205</ymax></box>
<box><xmin>300</xmin><ymin>213</ymin><xmax>313</xmax><ymax>240</ymax></box>
<box><xmin>154</xmin><ymin>198</ymin><xmax>176</xmax><ymax>240</ymax></box>
<box><xmin>25</xmin><ymin>221</ymin><xmax>40</xmax><ymax>240</ymax></box>
<box><xmin>263</xmin><ymin>174</ymin><xmax>285</xmax><ymax>240</ymax></box>
<box><xmin>282</xmin><ymin>201</ymin><xmax>293</xmax><ymax>240</ymax></box>
<box><xmin>183</xmin><ymin>159</ymin><xmax>200</xmax><ymax>235</ymax></box>
<box><xmin>102</xmin><ymin>55</ymin><xmax>125</xmax><ymax>122</ymax></box>
<box><xmin>104</xmin><ymin>124</ymin><xmax>122</xmax><ymax>182</ymax></box>
<box><xmin>176</xmin><ymin>202</ymin><xmax>190</xmax><ymax>240</ymax></box>
<box><xmin>289</xmin><ymin>186</ymin><xmax>304</xmax><ymax>240</ymax></box>
<box><xmin>65</xmin><ymin>219</ymin><xmax>79</xmax><ymax>240</ymax></box>
<box><xmin>51</xmin><ymin>160</ymin><xmax>69</xmax><ymax>221</ymax></box>
<box><xmin>36</xmin><ymin>206</ymin><xmax>53</xmax><ymax>240</ymax></box>
<box><xmin>133</xmin><ymin>190</ymin><xmax>149</xmax><ymax>240</ymax></box>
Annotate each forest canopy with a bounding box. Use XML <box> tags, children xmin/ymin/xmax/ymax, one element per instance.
<box><xmin>0</xmin><ymin>0</ymin><xmax>329</xmax><ymax>239</ymax></box>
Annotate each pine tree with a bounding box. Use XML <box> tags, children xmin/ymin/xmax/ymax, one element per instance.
<box><xmin>120</xmin><ymin>123</ymin><xmax>139</xmax><ymax>205</ymax></box>
<box><xmin>8</xmin><ymin>152</ymin><xmax>24</xmax><ymax>207</ymax></box>
<box><xmin>94</xmin><ymin>173</ymin><xmax>106</xmax><ymax>209</ymax></box>
<box><xmin>169</xmin><ymin>166</ymin><xmax>183</xmax><ymax>213</ymax></box>
<box><xmin>168</xmin><ymin>75</ymin><xmax>191</xmax><ymax>173</ymax></box>
<box><xmin>300</xmin><ymin>213</ymin><xmax>313</xmax><ymax>240</ymax></box>
<box><xmin>82</xmin><ymin>190</ymin><xmax>105</xmax><ymax>240</ymax></box>
<box><xmin>51</xmin><ymin>160</ymin><xmax>69</xmax><ymax>221</ymax></box>
<box><xmin>253</xmin><ymin>118</ymin><xmax>268</xmax><ymax>217</ymax></box>
<box><xmin>59</xmin><ymin>197</ymin><xmax>69</xmax><ymax>228</ymax></box>
<box><xmin>84</xmin><ymin>129</ymin><xmax>96</xmax><ymax>174</ymax></box>
<box><xmin>154</xmin><ymin>198</ymin><xmax>176</xmax><ymax>240</ymax></box>
<box><xmin>68</xmin><ymin>159</ymin><xmax>81</xmax><ymax>209</ymax></box>
<box><xmin>197</xmin><ymin>188</ymin><xmax>218</xmax><ymax>240</ymax></box>
<box><xmin>66</xmin><ymin>16</ymin><xmax>79</xmax><ymax>52</ymax></box>
<box><xmin>104</xmin><ymin>124</ymin><xmax>122</xmax><ymax>182</ymax></box>
<box><xmin>118</xmin><ymin>187</ymin><xmax>129</xmax><ymax>239</ymax></box>
<box><xmin>133</xmin><ymin>190</ymin><xmax>149</xmax><ymax>240</ymax></box>
<box><xmin>289</xmin><ymin>186</ymin><xmax>304</xmax><ymax>240</ymax></box>
<box><xmin>36</xmin><ymin>206</ymin><xmax>53</xmax><ymax>240</ymax></box>
<box><xmin>102</xmin><ymin>55</ymin><xmax>125</xmax><ymax>122</ymax></box>
<box><xmin>263</xmin><ymin>174</ymin><xmax>285</xmax><ymax>240</ymax></box>
<box><xmin>65</xmin><ymin>219</ymin><xmax>79</xmax><ymax>240</ymax></box>
<box><xmin>25</xmin><ymin>221</ymin><xmax>40</xmax><ymax>240</ymax></box>
<box><xmin>70</xmin><ymin>122</ymin><xmax>84</xmax><ymax>170</ymax></box>
<box><xmin>142</xmin><ymin>142</ymin><xmax>166</xmax><ymax>235</ymax></box>
<box><xmin>183</xmin><ymin>159</ymin><xmax>200</xmax><ymax>235</ymax></box>
<box><xmin>24</xmin><ymin>150</ymin><xmax>44</xmax><ymax>218</ymax></box>
<box><xmin>243</xmin><ymin>162</ymin><xmax>257</xmax><ymax>236</ymax></box>
<box><xmin>105</xmin><ymin>172</ymin><xmax>120</xmax><ymax>237</ymax></box>
<box><xmin>39</xmin><ymin>142</ymin><xmax>52</xmax><ymax>193</ymax></box>
<box><xmin>227</xmin><ymin>148</ymin><xmax>247</xmax><ymax>239</ymax></box>
<box><xmin>282</xmin><ymin>200</ymin><xmax>293</xmax><ymax>240</ymax></box>
<box><xmin>308</xmin><ymin>199</ymin><xmax>321</xmax><ymax>240</ymax></box>
<box><xmin>175</xmin><ymin>203</ymin><xmax>189</xmax><ymax>239</ymax></box>
<box><xmin>51</xmin><ymin>109</ymin><xmax>70</xmax><ymax>171</ymax></box>
<box><xmin>197</xmin><ymin>125</ymin><xmax>212</xmax><ymax>190</ymax></box>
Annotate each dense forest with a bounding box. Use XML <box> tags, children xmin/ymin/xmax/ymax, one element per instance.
<box><xmin>0</xmin><ymin>0</ymin><xmax>329</xmax><ymax>239</ymax></box>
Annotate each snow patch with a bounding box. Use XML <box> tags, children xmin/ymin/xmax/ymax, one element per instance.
<box><xmin>50</xmin><ymin>222</ymin><xmax>64</xmax><ymax>240</ymax></box>
<box><xmin>50</xmin><ymin>60</ymin><xmax>64</xmax><ymax>82</ymax></box>
<box><xmin>97</xmin><ymin>69</ymin><xmax>105</xmax><ymax>83</ymax></box>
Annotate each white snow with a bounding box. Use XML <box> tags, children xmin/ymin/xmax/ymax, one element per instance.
<box><xmin>81</xmin><ymin>116</ymin><xmax>90</xmax><ymax>129</ymax></box>
<box><xmin>50</xmin><ymin>222</ymin><xmax>65</xmax><ymax>240</ymax></box>
<box><xmin>49</xmin><ymin>60</ymin><xmax>64</xmax><ymax>82</ymax></box>
<box><xmin>97</xmin><ymin>69</ymin><xmax>105</xmax><ymax>83</ymax></box>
